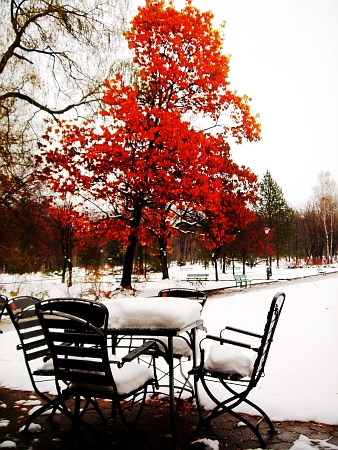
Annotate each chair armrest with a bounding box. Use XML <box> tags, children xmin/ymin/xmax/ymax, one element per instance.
<box><xmin>120</xmin><ymin>340</ymin><xmax>156</xmax><ymax>366</ymax></box>
<box><xmin>188</xmin><ymin>366</ymin><xmax>200</xmax><ymax>376</ymax></box>
<box><xmin>205</xmin><ymin>334</ymin><xmax>252</xmax><ymax>350</ymax></box>
<box><xmin>221</xmin><ymin>326</ymin><xmax>263</xmax><ymax>339</ymax></box>
<box><xmin>43</xmin><ymin>353</ymin><xmax>52</xmax><ymax>362</ymax></box>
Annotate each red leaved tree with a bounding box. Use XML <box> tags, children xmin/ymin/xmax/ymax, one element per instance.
<box><xmin>37</xmin><ymin>0</ymin><xmax>261</xmax><ymax>288</ymax></box>
<box><xmin>222</xmin><ymin>216</ymin><xmax>270</xmax><ymax>276</ymax></box>
<box><xmin>46</xmin><ymin>196</ymin><xmax>101</xmax><ymax>286</ymax></box>
<box><xmin>199</xmin><ymin>162</ymin><xmax>259</xmax><ymax>280</ymax></box>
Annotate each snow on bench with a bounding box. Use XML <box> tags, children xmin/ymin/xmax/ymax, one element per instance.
<box><xmin>186</xmin><ymin>273</ymin><xmax>209</xmax><ymax>281</ymax></box>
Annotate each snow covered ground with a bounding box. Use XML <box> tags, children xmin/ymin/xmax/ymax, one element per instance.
<box><xmin>0</xmin><ymin>263</ymin><xmax>337</xmax><ymax>430</ymax></box>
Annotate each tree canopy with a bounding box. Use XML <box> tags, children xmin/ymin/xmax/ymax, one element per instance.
<box><xmin>37</xmin><ymin>0</ymin><xmax>261</xmax><ymax>288</ymax></box>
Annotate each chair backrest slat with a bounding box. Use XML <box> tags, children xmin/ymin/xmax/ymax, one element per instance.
<box><xmin>56</xmin><ymin>356</ymin><xmax>105</xmax><ymax>371</ymax></box>
<box><xmin>19</xmin><ymin>327</ymin><xmax>45</xmax><ymax>339</ymax></box>
<box><xmin>54</xmin><ymin>344</ymin><xmax>102</xmax><ymax>359</ymax></box>
<box><xmin>47</xmin><ymin>329</ymin><xmax>103</xmax><ymax>345</ymax></box>
<box><xmin>58</xmin><ymin>369</ymin><xmax>108</xmax><ymax>386</ymax></box>
<box><xmin>40</xmin><ymin>317</ymin><xmax>91</xmax><ymax>331</ymax></box>
<box><xmin>25</xmin><ymin>347</ymin><xmax>50</xmax><ymax>362</ymax></box>
<box><xmin>17</xmin><ymin>317</ymin><xmax>45</xmax><ymax>329</ymax></box>
<box><xmin>22</xmin><ymin>337</ymin><xmax>48</xmax><ymax>352</ymax></box>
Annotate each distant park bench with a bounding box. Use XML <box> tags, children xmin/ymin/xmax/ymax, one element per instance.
<box><xmin>186</xmin><ymin>273</ymin><xmax>209</xmax><ymax>281</ymax></box>
<box><xmin>317</xmin><ymin>267</ymin><xmax>326</xmax><ymax>276</ymax></box>
<box><xmin>234</xmin><ymin>274</ymin><xmax>252</xmax><ymax>288</ymax></box>
<box><xmin>115</xmin><ymin>275</ymin><xmax>139</xmax><ymax>283</ymax></box>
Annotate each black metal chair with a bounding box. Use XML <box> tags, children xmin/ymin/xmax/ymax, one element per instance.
<box><xmin>5</xmin><ymin>295</ymin><xmax>61</xmax><ymax>431</ymax></box>
<box><xmin>5</xmin><ymin>295</ymin><xmax>109</xmax><ymax>431</ymax></box>
<box><xmin>0</xmin><ymin>295</ymin><xmax>8</xmax><ymax>333</ymax></box>
<box><xmin>158</xmin><ymin>288</ymin><xmax>207</xmax><ymax>310</ymax></box>
<box><xmin>36</xmin><ymin>298</ymin><xmax>156</xmax><ymax>441</ymax></box>
<box><xmin>190</xmin><ymin>292</ymin><xmax>285</xmax><ymax>448</ymax></box>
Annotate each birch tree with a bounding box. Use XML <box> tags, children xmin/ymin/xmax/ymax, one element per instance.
<box><xmin>313</xmin><ymin>171</ymin><xmax>338</xmax><ymax>264</ymax></box>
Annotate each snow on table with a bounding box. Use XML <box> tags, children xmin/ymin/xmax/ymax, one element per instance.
<box><xmin>105</xmin><ymin>297</ymin><xmax>202</xmax><ymax>330</ymax></box>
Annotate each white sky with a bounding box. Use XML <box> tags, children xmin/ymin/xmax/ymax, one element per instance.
<box><xmin>131</xmin><ymin>0</ymin><xmax>338</xmax><ymax>207</ymax></box>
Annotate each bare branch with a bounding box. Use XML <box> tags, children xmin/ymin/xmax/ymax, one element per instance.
<box><xmin>0</xmin><ymin>91</ymin><xmax>100</xmax><ymax>115</ymax></box>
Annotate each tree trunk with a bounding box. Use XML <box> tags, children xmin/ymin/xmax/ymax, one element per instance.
<box><xmin>329</xmin><ymin>209</ymin><xmax>333</xmax><ymax>264</ymax></box>
<box><xmin>159</xmin><ymin>238</ymin><xmax>169</xmax><ymax>279</ymax></box>
<box><xmin>222</xmin><ymin>256</ymin><xmax>226</xmax><ymax>273</ymax></box>
<box><xmin>67</xmin><ymin>259</ymin><xmax>73</xmax><ymax>287</ymax></box>
<box><xmin>121</xmin><ymin>234</ymin><xmax>137</xmax><ymax>289</ymax></box>
<box><xmin>213</xmin><ymin>256</ymin><xmax>218</xmax><ymax>281</ymax></box>
<box><xmin>121</xmin><ymin>203</ymin><xmax>143</xmax><ymax>289</ymax></box>
<box><xmin>62</xmin><ymin>257</ymin><xmax>67</xmax><ymax>283</ymax></box>
<box><xmin>212</xmin><ymin>248</ymin><xmax>220</xmax><ymax>281</ymax></box>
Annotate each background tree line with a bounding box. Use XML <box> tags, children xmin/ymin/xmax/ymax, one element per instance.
<box><xmin>1</xmin><ymin>169</ymin><xmax>337</xmax><ymax>279</ymax></box>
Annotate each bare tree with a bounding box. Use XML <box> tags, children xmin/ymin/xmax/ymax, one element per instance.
<box><xmin>1</xmin><ymin>0</ymin><xmax>131</xmax><ymax>113</ymax></box>
<box><xmin>0</xmin><ymin>0</ymin><xmax>132</xmax><ymax>209</ymax></box>
<box><xmin>312</xmin><ymin>171</ymin><xmax>338</xmax><ymax>264</ymax></box>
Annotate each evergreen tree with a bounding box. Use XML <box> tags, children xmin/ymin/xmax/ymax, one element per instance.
<box><xmin>256</xmin><ymin>171</ymin><xmax>295</xmax><ymax>266</ymax></box>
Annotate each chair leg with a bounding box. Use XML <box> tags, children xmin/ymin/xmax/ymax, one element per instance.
<box><xmin>193</xmin><ymin>377</ymin><xmax>204</xmax><ymax>422</ymax></box>
<box><xmin>57</xmin><ymin>397</ymin><xmax>101</xmax><ymax>450</ymax></box>
<box><xmin>192</xmin><ymin>404</ymin><xmax>268</xmax><ymax>448</ymax></box>
<box><xmin>116</xmin><ymin>387</ymin><xmax>152</xmax><ymax>447</ymax></box>
<box><xmin>79</xmin><ymin>397</ymin><xmax>108</xmax><ymax>427</ymax></box>
<box><xmin>47</xmin><ymin>403</ymin><xmax>60</xmax><ymax>421</ymax></box>
<box><xmin>175</xmin><ymin>360</ymin><xmax>194</xmax><ymax>414</ymax></box>
<box><xmin>191</xmin><ymin>379</ymin><xmax>276</xmax><ymax>448</ymax></box>
<box><xmin>23</xmin><ymin>398</ymin><xmax>62</xmax><ymax>432</ymax></box>
<box><xmin>58</xmin><ymin>394</ymin><xmax>97</xmax><ymax>431</ymax></box>
<box><xmin>221</xmin><ymin>380</ymin><xmax>277</xmax><ymax>436</ymax></box>
<box><xmin>242</xmin><ymin>396</ymin><xmax>277</xmax><ymax>435</ymax></box>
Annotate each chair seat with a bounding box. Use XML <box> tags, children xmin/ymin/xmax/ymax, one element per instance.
<box><xmin>156</xmin><ymin>336</ymin><xmax>193</xmax><ymax>358</ymax></box>
<box><xmin>204</xmin><ymin>345</ymin><xmax>253</xmax><ymax>378</ymax></box>
<box><xmin>69</xmin><ymin>361</ymin><xmax>154</xmax><ymax>397</ymax></box>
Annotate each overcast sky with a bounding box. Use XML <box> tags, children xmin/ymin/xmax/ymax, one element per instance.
<box><xmin>131</xmin><ymin>0</ymin><xmax>338</xmax><ymax>207</ymax></box>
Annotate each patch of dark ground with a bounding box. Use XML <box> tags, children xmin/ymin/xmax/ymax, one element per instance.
<box><xmin>0</xmin><ymin>387</ymin><xmax>337</xmax><ymax>450</ymax></box>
